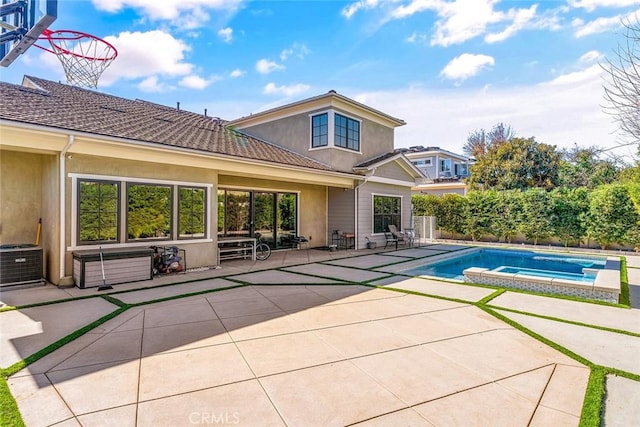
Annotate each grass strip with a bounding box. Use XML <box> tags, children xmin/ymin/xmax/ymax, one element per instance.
<box><xmin>485</xmin><ymin>305</ymin><xmax>640</xmax><ymax>338</ymax></box>
<box><xmin>127</xmin><ymin>283</ymin><xmax>248</xmax><ymax>307</ymax></box>
<box><xmin>619</xmin><ymin>257</ymin><xmax>630</xmax><ymax>307</ymax></box>
<box><xmin>476</xmin><ymin>289</ymin><xmax>506</xmax><ymax>305</ymax></box>
<box><xmin>3</xmin><ymin>306</ymin><xmax>128</xmax><ymax>377</ymax></box>
<box><xmin>0</xmin><ymin>374</ymin><xmax>24</xmax><ymax>427</ymax></box>
<box><xmin>366</xmin><ymin>284</ymin><xmax>474</xmax><ymax>306</ymax></box>
<box><xmin>478</xmin><ymin>305</ymin><xmax>594</xmax><ymax>368</ymax></box>
<box><xmin>579</xmin><ymin>367</ymin><xmax>606</xmax><ymax>427</ymax></box>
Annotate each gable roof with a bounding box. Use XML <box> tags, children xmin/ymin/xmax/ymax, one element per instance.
<box><xmin>228</xmin><ymin>90</ymin><xmax>406</xmax><ymax>129</ymax></box>
<box><xmin>0</xmin><ymin>76</ymin><xmax>333</xmax><ymax>171</ymax></box>
<box><xmin>353</xmin><ymin>152</ymin><xmax>424</xmax><ymax>179</ymax></box>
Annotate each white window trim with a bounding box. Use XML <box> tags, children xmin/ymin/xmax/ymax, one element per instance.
<box><xmin>371</xmin><ymin>193</ymin><xmax>403</xmax><ymax>236</ymax></box>
<box><xmin>69</xmin><ymin>173</ymin><xmax>213</xmax><ymax>251</ymax></box>
<box><xmin>309</xmin><ymin>109</ymin><xmax>362</xmax><ymax>154</ymax></box>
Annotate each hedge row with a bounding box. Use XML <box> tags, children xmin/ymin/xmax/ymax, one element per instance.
<box><xmin>412</xmin><ymin>184</ymin><xmax>640</xmax><ymax>250</ymax></box>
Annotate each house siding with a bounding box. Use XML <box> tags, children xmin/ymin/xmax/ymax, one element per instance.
<box><xmin>356</xmin><ymin>182</ymin><xmax>412</xmax><ymax>249</ymax></box>
<box><xmin>372</xmin><ymin>161</ymin><xmax>416</xmax><ymax>182</ymax></box>
<box><xmin>327</xmin><ymin>187</ymin><xmax>355</xmax><ymax>244</ymax></box>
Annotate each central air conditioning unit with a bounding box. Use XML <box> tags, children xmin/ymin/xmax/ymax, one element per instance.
<box><xmin>0</xmin><ymin>244</ymin><xmax>44</xmax><ymax>287</ymax></box>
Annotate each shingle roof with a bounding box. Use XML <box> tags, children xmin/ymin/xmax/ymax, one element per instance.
<box><xmin>354</xmin><ymin>152</ymin><xmax>401</xmax><ymax>169</ymax></box>
<box><xmin>0</xmin><ymin>76</ymin><xmax>333</xmax><ymax>171</ymax></box>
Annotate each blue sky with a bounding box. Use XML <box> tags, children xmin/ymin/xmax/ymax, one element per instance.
<box><xmin>1</xmin><ymin>0</ymin><xmax>638</xmax><ymax>157</ymax></box>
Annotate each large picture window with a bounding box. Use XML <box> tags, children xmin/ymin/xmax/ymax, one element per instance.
<box><xmin>373</xmin><ymin>195</ymin><xmax>401</xmax><ymax>234</ymax></box>
<box><xmin>311</xmin><ymin>113</ymin><xmax>328</xmax><ymax>148</ymax></box>
<box><xmin>79</xmin><ymin>180</ymin><xmax>120</xmax><ymax>244</ymax></box>
<box><xmin>75</xmin><ymin>176</ymin><xmax>209</xmax><ymax>246</ymax></box>
<box><xmin>335</xmin><ymin>113</ymin><xmax>360</xmax><ymax>151</ymax></box>
<box><xmin>179</xmin><ymin>187</ymin><xmax>206</xmax><ymax>239</ymax></box>
<box><xmin>127</xmin><ymin>184</ymin><xmax>172</xmax><ymax>241</ymax></box>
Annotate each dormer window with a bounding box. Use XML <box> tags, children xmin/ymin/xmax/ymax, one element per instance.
<box><xmin>334</xmin><ymin>113</ymin><xmax>360</xmax><ymax>151</ymax></box>
<box><xmin>310</xmin><ymin>110</ymin><xmax>361</xmax><ymax>152</ymax></box>
<box><xmin>311</xmin><ymin>113</ymin><xmax>328</xmax><ymax>147</ymax></box>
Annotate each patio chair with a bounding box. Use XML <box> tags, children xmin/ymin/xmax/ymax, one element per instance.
<box><xmin>291</xmin><ymin>235</ymin><xmax>309</xmax><ymax>250</ymax></box>
<box><xmin>384</xmin><ymin>232</ymin><xmax>398</xmax><ymax>250</ymax></box>
<box><xmin>388</xmin><ymin>225</ymin><xmax>406</xmax><ymax>245</ymax></box>
<box><xmin>404</xmin><ymin>228</ymin><xmax>419</xmax><ymax>247</ymax></box>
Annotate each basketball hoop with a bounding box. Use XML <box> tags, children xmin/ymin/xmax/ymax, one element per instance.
<box><xmin>36</xmin><ymin>29</ymin><xmax>117</xmax><ymax>89</ymax></box>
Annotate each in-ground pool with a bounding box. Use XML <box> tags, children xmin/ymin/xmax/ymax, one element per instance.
<box><xmin>403</xmin><ymin>248</ymin><xmax>607</xmax><ymax>282</ymax></box>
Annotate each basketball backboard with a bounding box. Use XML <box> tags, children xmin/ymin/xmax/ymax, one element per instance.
<box><xmin>0</xmin><ymin>0</ymin><xmax>57</xmax><ymax>67</ymax></box>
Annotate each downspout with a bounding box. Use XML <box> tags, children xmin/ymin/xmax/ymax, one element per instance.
<box><xmin>59</xmin><ymin>135</ymin><xmax>75</xmax><ymax>282</ymax></box>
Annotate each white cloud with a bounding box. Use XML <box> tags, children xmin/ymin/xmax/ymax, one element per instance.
<box><xmin>100</xmin><ymin>30</ymin><xmax>193</xmax><ymax>85</ymax></box>
<box><xmin>137</xmin><ymin>75</ymin><xmax>172</xmax><ymax>92</ymax></box>
<box><xmin>342</xmin><ymin>0</ymin><xmax>379</xmax><ymax>19</ymax></box>
<box><xmin>217</xmin><ymin>27</ymin><xmax>233</xmax><ymax>43</ymax></box>
<box><xmin>92</xmin><ymin>0</ymin><xmax>243</xmax><ymax>28</ymax></box>
<box><xmin>263</xmin><ymin>82</ymin><xmax>311</xmax><ymax>97</ymax></box>
<box><xmin>255</xmin><ymin>59</ymin><xmax>285</xmax><ymax>74</ymax></box>
<box><xmin>440</xmin><ymin>53</ymin><xmax>495</xmax><ymax>82</ymax></box>
<box><xmin>484</xmin><ymin>5</ymin><xmax>537</xmax><ymax>43</ymax></box>
<box><xmin>569</xmin><ymin>0</ymin><xmax>639</xmax><ymax>12</ymax></box>
<box><xmin>544</xmin><ymin>64</ymin><xmax>603</xmax><ymax>86</ymax></box>
<box><xmin>406</xmin><ymin>31</ymin><xmax>429</xmax><ymax>43</ymax></box>
<box><xmin>579</xmin><ymin>50</ymin><xmax>603</xmax><ymax>63</ymax></box>
<box><xmin>574</xmin><ymin>13</ymin><xmax>625</xmax><ymax>37</ymax></box>
<box><xmin>179</xmin><ymin>75</ymin><xmax>218</xmax><ymax>89</ymax></box>
<box><xmin>280</xmin><ymin>43</ymin><xmax>310</xmax><ymax>61</ymax></box>
<box><xmin>353</xmin><ymin>66</ymin><xmax>622</xmax><ymax>157</ymax></box>
<box><xmin>229</xmin><ymin>68</ymin><xmax>245</xmax><ymax>78</ymax></box>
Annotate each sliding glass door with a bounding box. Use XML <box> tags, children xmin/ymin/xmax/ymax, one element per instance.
<box><xmin>218</xmin><ymin>189</ymin><xmax>298</xmax><ymax>249</ymax></box>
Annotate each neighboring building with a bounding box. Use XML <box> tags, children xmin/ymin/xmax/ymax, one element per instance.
<box><xmin>0</xmin><ymin>77</ymin><xmax>422</xmax><ymax>286</ymax></box>
<box><xmin>397</xmin><ymin>146</ymin><xmax>474</xmax><ymax>195</ymax></box>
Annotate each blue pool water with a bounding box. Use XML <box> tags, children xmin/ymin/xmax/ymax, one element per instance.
<box><xmin>404</xmin><ymin>249</ymin><xmax>607</xmax><ymax>282</ymax></box>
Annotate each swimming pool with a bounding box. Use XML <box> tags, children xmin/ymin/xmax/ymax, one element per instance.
<box><xmin>403</xmin><ymin>248</ymin><xmax>607</xmax><ymax>282</ymax></box>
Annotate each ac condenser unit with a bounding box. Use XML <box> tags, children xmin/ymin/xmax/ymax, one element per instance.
<box><xmin>0</xmin><ymin>244</ymin><xmax>44</xmax><ymax>287</ymax></box>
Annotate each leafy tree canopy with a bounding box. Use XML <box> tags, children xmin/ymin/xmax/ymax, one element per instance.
<box><xmin>558</xmin><ymin>145</ymin><xmax>619</xmax><ymax>189</ymax></box>
<box><xmin>467</xmin><ymin>137</ymin><xmax>561</xmax><ymax>190</ymax></box>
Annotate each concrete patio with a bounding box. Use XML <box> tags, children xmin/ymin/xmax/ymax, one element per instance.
<box><xmin>1</xmin><ymin>244</ymin><xmax>639</xmax><ymax>426</ymax></box>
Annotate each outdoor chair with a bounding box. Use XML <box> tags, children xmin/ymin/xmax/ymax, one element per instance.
<box><xmin>291</xmin><ymin>235</ymin><xmax>309</xmax><ymax>250</ymax></box>
<box><xmin>384</xmin><ymin>232</ymin><xmax>398</xmax><ymax>249</ymax></box>
<box><xmin>404</xmin><ymin>228</ymin><xmax>419</xmax><ymax>247</ymax></box>
<box><xmin>388</xmin><ymin>225</ymin><xmax>407</xmax><ymax>245</ymax></box>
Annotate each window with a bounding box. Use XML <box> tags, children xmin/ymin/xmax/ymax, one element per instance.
<box><xmin>311</xmin><ymin>113</ymin><xmax>328</xmax><ymax>148</ymax></box>
<box><xmin>373</xmin><ymin>195</ymin><xmax>401</xmax><ymax>234</ymax></box>
<box><xmin>78</xmin><ymin>180</ymin><xmax>120</xmax><ymax>244</ymax></box>
<box><xmin>74</xmin><ymin>176</ymin><xmax>209</xmax><ymax>246</ymax></box>
<box><xmin>127</xmin><ymin>184</ymin><xmax>172</xmax><ymax>241</ymax></box>
<box><xmin>335</xmin><ymin>113</ymin><xmax>360</xmax><ymax>151</ymax></box>
<box><xmin>440</xmin><ymin>158</ymin><xmax>452</xmax><ymax>173</ymax></box>
<box><xmin>413</xmin><ymin>158</ymin><xmax>432</xmax><ymax>166</ymax></box>
<box><xmin>179</xmin><ymin>187</ymin><xmax>206</xmax><ymax>239</ymax></box>
<box><xmin>455</xmin><ymin>163</ymin><xmax>469</xmax><ymax>176</ymax></box>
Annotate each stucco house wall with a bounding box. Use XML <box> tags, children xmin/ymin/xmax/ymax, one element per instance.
<box><xmin>218</xmin><ymin>175</ymin><xmax>328</xmax><ymax>247</ymax></box>
<box><xmin>235</xmin><ymin>109</ymin><xmax>395</xmax><ymax>172</ymax></box>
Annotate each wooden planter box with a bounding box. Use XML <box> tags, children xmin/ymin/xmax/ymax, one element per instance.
<box><xmin>73</xmin><ymin>247</ymin><xmax>154</xmax><ymax>288</ymax></box>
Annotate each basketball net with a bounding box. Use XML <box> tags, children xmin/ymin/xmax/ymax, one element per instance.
<box><xmin>37</xmin><ymin>30</ymin><xmax>117</xmax><ymax>89</ymax></box>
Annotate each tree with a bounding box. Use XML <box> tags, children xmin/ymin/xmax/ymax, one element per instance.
<box><xmin>411</xmin><ymin>194</ymin><xmax>440</xmax><ymax>217</ymax></box>
<box><xmin>602</xmin><ymin>15</ymin><xmax>640</xmax><ymax>146</ymax></box>
<box><xmin>519</xmin><ymin>189</ymin><xmax>554</xmax><ymax>245</ymax></box>
<box><xmin>551</xmin><ymin>187</ymin><xmax>589</xmax><ymax>247</ymax></box>
<box><xmin>435</xmin><ymin>194</ymin><xmax>467</xmax><ymax>238</ymax></box>
<box><xmin>493</xmin><ymin>190</ymin><xmax>522</xmax><ymax>243</ymax></box>
<box><xmin>464</xmin><ymin>190</ymin><xmax>499</xmax><ymax>240</ymax></box>
<box><xmin>585</xmin><ymin>184</ymin><xmax>639</xmax><ymax>249</ymax></box>
<box><xmin>462</xmin><ymin>122</ymin><xmax>515</xmax><ymax>159</ymax></box>
<box><xmin>558</xmin><ymin>145</ymin><xmax>619</xmax><ymax>188</ymax></box>
<box><xmin>467</xmin><ymin>137</ymin><xmax>561</xmax><ymax>190</ymax></box>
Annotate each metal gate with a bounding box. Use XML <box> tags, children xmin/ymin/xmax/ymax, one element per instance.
<box><xmin>412</xmin><ymin>216</ymin><xmax>436</xmax><ymax>244</ymax></box>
